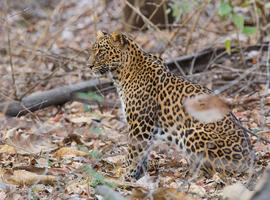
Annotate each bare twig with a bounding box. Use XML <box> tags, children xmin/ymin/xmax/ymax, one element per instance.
<box><xmin>259</xmin><ymin>41</ymin><xmax>270</xmax><ymax>128</ymax></box>
<box><xmin>19</xmin><ymin>64</ymin><xmax>60</xmax><ymax>100</ymax></box>
<box><xmin>184</xmin><ymin>0</ymin><xmax>208</xmax><ymax>54</ymax></box>
<box><xmin>123</xmin><ymin>0</ymin><xmax>180</xmax><ymax>53</ymax></box>
<box><xmin>123</xmin><ymin>0</ymin><xmax>161</xmax><ymax>32</ymax></box>
<box><xmin>5</xmin><ymin>13</ymin><xmax>18</xmax><ymax>99</ymax></box>
<box><xmin>138</xmin><ymin>0</ymin><xmax>166</xmax><ymax>32</ymax></box>
<box><xmin>214</xmin><ymin>63</ymin><xmax>259</xmax><ymax>94</ymax></box>
<box><xmin>18</xmin><ymin>42</ymin><xmax>86</xmax><ymax>65</ymax></box>
<box><xmin>251</xmin><ymin>0</ymin><xmax>260</xmax><ymax>40</ymax></box>
<box><xmin>159</xmin><ymin>6</ymin><xmax>202</xmax><ymax>57</ymax></box>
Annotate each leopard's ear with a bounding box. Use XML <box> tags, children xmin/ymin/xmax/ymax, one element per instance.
<box><xmin>96</xmin><ymin>30</ymin><xmax>107</xmax><ymax>40</ymax></box>
<box><xmin>111</xmin><ymin>32</ymin><xmax>129</xmax><ymax>48</ymax></box>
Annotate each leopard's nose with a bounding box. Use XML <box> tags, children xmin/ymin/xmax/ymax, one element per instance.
<box><xmin>87</xmin><ymin>63</ymin><xmax>94</xmax><ymax>69</ymax></box>
<box><xmin>87</xmin><ymin>55</ymin><xmax>94</xmax><ymax>69</ymax></box>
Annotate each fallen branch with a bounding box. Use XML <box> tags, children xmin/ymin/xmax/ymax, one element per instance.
<box><xmin>1</xmin><ymin>79</ymin><xmax>113</xmax><ymax>117</ymax></box>
<box><xmin>1</xmin><ymin>43</ymin><xmax>268</xmax><ymax>117</ymax></box>
<box><xmin>166</xmin><ymin>42</ymin><xmax>270</xmax><ymax>74</ymax></box>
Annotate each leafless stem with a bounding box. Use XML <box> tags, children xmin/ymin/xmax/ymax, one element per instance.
<box><xmin>123</xmin><ymin>0</ymin><xmax>178</xmax><ymax>51</ymax></box>
<box><xmin>123</xmin><ymin>0</ymin><xmax>160</xmax><ymax>32</ymax></box>
<box><xmin>251</xmin><ymin>0</ymin><xmax>260</xmax><ymax>40</ymax></box>
<box><xmin>184</xmin><ymin>0</ymin><xmax>208</xmax><ymax>54</ymax></box>
<box><xmin>6</xmin><ymin>17</ymin><xmax>18</xmax><ymax>99</ymax></box>
<box><xmin>139</xmin><ymin>0</ymin><xmax>166</xmax><ymax>32</ymax></box>
<box><xmin>19</xmin><ymin>63</ymin><xmax>60</xmax><ymax>100</ymax></box>
<box><xmin>259</xmin><ymin>41</ymin><xmax>270</xmax><ymax>128</ymax></box>
<box><xmin>214</xmin><ymin>63</ymin><xmax>259</xmax><ymax>94</ymax></box>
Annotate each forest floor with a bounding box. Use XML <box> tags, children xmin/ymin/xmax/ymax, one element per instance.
<box><xmin>0</xmin><ymin>1</ymin><xmax>270</xmax><ymax>199</ymax></box>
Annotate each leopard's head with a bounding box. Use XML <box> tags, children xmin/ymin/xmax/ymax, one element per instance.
<box><xmin>88</xmin><ymin>31</ymin><xmax>130</xmax><ymax>74</ymax></box>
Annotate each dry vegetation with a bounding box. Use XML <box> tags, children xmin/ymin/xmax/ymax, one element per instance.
<box><xmin>0</xmin><ymin>0</ymin><xmax>270</xmax><ymax>199</ymax></box>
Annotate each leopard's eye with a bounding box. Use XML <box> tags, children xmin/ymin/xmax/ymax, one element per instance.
<box><xmin>97</xmin><ymin>48</ymin><xmax>106</xmax><ymax>54</ymax></box>
<box><xmin>96</xmin><ymin>49</ymin><xmax>106</xmax><ymax>59</ymax></box>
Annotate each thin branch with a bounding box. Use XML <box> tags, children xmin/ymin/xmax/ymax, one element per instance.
<box><xmin>214</xmin><ymin>63</ymin><xmax>259</xmax><ymax>94</ymax></box>
<box><xmin>259</xmin><ymin>40</ymin><xmax>270</xmax><ymax>128</ymax></box>
<box><xmin>6</xmin><ymin>15</ymin><xmax>18</xmax><ymax>99</ymax></box>
<box><xmin>19</xmin><ymin>63</ymin><xmax>60</xmax><ymax>100</ymax></box>
<box><xmin>139</xmin><ymin>0</ymin><xmax>166</xmax><ymax>31</ymax></box>
<box><xmin>123</xmin><ymin>0</ymin><xmax>179</xmax><ymax>52</ymax></box>
<box><xmin>184</xmin><ymin>0</ymin><xmax>208</xmax><ymax>54</ymax></box>
<box><xmin>252</xmin><ymin>0</ymin><xmax>260</xmax><ymax>40</ymax></box>
<box><xmin>123</xmin><ymin>0</ymin><xmax>161</xmax><ymax>32</ymax></box>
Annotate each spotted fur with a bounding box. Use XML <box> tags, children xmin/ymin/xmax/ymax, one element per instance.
<box><xmin>88</xmin><ymin>31</ymin><xmax>253</xmax><ymax>180</ymax></box>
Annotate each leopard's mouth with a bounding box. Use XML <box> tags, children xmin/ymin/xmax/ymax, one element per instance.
<box><xmin>99</xmin><ymin>65</ymin><xmax>109</xmax><ymax>74</ymax></box>
<box><xmin>90</xmin><ymin>64</ymin><xmax>109</xmax><ymax>75</ymax></box>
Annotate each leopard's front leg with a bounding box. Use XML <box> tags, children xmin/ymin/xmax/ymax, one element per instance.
<box><xmin>123</xmin><ymin>124</ymin><xmax>154</xmax><ymax>180</ymax></box>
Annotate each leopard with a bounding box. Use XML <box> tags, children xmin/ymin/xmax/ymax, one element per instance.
<box><xmin>88</xmin><ymin>31</ymin><xmax>254</xmax><ymax>180</ymax></box>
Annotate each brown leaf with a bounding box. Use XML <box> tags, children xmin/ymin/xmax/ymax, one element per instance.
<box><xmin>54</xmin><ymin>147</ymin><xmax>88</xmax><ymax>158</ymax></box>
<box><xmin>131</xmin><ymin>188</ymin><xmax>186</xmax><ymax>200</ymax></box>
<box><xmin>62</xmin><ymin>133</ymin><xmax>83</xmax><ymax>145</ymax></box>
<box><xmin>69</xmin><ymin>116</ymin><xmax>91</xmax><ymax>124</ymax></box>
<box><xmin>5</xmin><ymin>128</ymin><xmax>57</xmax><ymax>155</ymax></box>
<box><xmin>0</xmin><ymin>144</ymin><xmax>17</xmax><ymax>154</ymax></box>
<box><xmin>265</xmin><ymin>95</ymin><xmax>270</xmax><ymax>105</ymax></box>
<box><xmin>260</xmin><ymin>131</ymin><xmax>270</xmax><ymax>140</ymax></box>
<box><xmin>222</xmin><ymin>182</ymin><xmax>253</xmax><ymax>200</ymax></box>
<box><xmin>13</xmin><ymin>166</ymin><xmax>47</xmax><ymax>174</ymax></box>
<box><xmin>4</xmin><ymin>170</ymin><xmax>56</xmax><ymax>186</ymax></box>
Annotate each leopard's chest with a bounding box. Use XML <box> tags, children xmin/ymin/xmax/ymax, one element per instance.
<box><xmin>115</xmin><ymin>85</ymin><xmax>127</xmax><ymax>123</ymax></box>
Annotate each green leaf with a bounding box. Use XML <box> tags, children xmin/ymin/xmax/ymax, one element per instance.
<box><xmin>83</xmin><ymin>165</ymin><xmax>116</xmax><ymax>188</ymax></box>
<box><xmin>90</xmin><ymin>127</ymin><xmax>103</xmax><ymax>135</ymax></box>
<box><xmin>232</xmin><ymin>14</ymin><xmax>244</xmax><ymax>30</ymax></box>
<box><xmin>169</xmin><ymin>0</ymin><xmax>193</xmax><ymax>21</ymax></box>
<box><xmin>224</xmin><ymin>39</ymin><xmax>231</xmax><ymax>55</ymax></box>
<box><xmin>265</xmin><ymin>2</ymin><xmax>270</xmax><ymax>8</ymax></box>
<box><xmin>242</xmin><ymin>26</ymin><xmax>257</xmax><ymax>36</ymax></box>
<box><xmin>89</xmin><ymin>150</ymin><xmax>102</xmax><ymax>159</ymax></box>
<box><xmin>218</xmin><ymin>2</ymin><xmax>232</xmax><ymax>16</ymax></box>
<box><xmin>83</xmin><ymin>104</ymin><xmax>91</xmax><ymax>112</ymax></box>
<box><xmin>77</xmin><ymin>92</ymin><xmax>104</xmax><ymax>103</ymax></box>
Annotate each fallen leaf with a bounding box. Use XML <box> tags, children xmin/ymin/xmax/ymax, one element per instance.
<box><xmin>13</xmin><ymin>166</ymin><xmax>46</xmax><ymax>174</ymax></box>
<box><xmin>54</xmin><ymin>147</ymin><xmax>88</xmax><ymax>158</ymax></box>
<box><xmin>260</xmin><ymin>131</ymin><xmax>270</xmax><ymax>140</ymax></box>
<box><xmin>69</xmin><ymin>116</ymin><xmax>91</xmax><ymax>124</ymax></box>
<box><xmin>266</xmin><ymin>95</ymin><xmax>270</xmax><ymax>105</ymax></box>
<box><xmin>153</xmin><ymin>188</ymin><xmax>186</xmax><ymax>200</ymax></box>
<box><xmin>5</xmin><ymin>170</ymin><xmax>56</xmax><ymax>186</ymax></box>
<box><xmin>0</xmin><ymin>144</ymin><xmax>17</xmax><ymax>154</ymax></box>
<box><xmin>96</xmin><ymin>185</ymin><xmax>126</xmax><ymax>200</ymax></box>
<box><xmin>188</xmin><ymin>183</ymin><xmax>206</xmax><ymax>197</ymax></box>
<box><xmin>131</xmin><ymin>187</ymin><xmax>186</xmax><ymax>200</ymax></box>
<box><xmin>222</xmin><ymin>182</ymin><xmax>253</xmax><ymax>200</ymax></box>
<box><xmin>65</xmin><ymin>180</ymin><xmax>89</xmax><ymax>196</ymax></box>
<box><xmin>103</xmin><ymin>155</ymin><xmax>125</xmax><ymax>164</ymax></box>
<box><xmin>5</xmin><ymin>128</ymin><xmax>57</xmax><ymax>155</ymax></box>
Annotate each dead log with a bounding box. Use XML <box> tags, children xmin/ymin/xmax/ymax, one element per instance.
<box><xmin>1</xmin><ymin>79</ymin><xmax>113</xmax><ymax>117</ymax></box>
<box><xmin>166</xmin><ymin>42</ymin><xmax>270</xmax><ymax>75</ymax></box>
